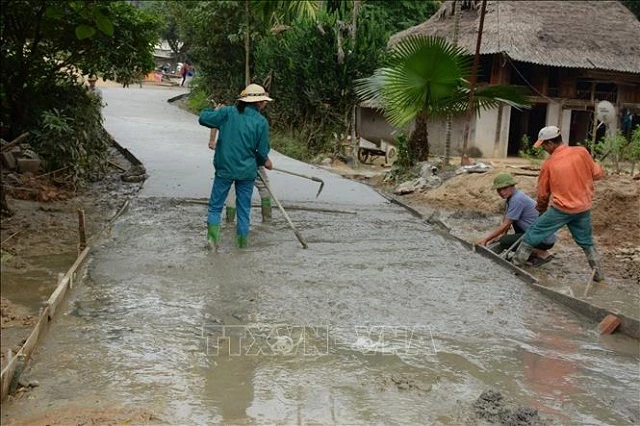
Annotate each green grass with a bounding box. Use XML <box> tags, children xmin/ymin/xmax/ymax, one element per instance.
<box><xmin>271</xmin><ymin>132</ymin><xmax>311</xmax><ymax>162</ymax></box>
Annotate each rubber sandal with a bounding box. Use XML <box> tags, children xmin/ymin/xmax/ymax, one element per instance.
<box><xmin>529</xmin><ymin>254</ymin><xmax>555</xmax><ymax>267</ymax></box>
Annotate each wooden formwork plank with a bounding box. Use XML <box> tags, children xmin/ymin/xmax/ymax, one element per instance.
<box><xmin>22</xmin><ymin>306</ymin><xmax>50</xmax><ymax>359</ymax></box>
<box><xmin>1</xmin><ymin>186</ymin><xmax>132</xmax><ymax>403</ymax></box>
<box><xmin>46</xmin><ymin>246</ymin><xmax>89</xmax><ymax>318</ymax></box>
<box><xmin>0</xmin><ymin>350</ymin><xmax>18</xmax><ymax>402</ymax></box>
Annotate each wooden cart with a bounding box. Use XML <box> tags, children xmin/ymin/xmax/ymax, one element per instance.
<box><xmin>357</xmin><ymin>136</ymin><xmax>397</xmax><ymax>165</ymax></box>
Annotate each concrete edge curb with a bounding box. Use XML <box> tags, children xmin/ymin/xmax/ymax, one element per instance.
<box><xmin>371</xmin><ymin>186</ymin><xmax>640</xmax><ymax>339</ymax></box>
<box><xmin>167</xmin><ymin>92</ymin><xmax>189</xmax><ymax>104</ymax></box>
<box><xmin>109</xmin><ymin>135</ymin><xmax>142</xmax><ymax>167</ymax></box>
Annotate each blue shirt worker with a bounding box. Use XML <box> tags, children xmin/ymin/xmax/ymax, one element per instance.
<box><xmin>199</xmin><ymin>84</ymin><xmax>273</xmax><ymax>249</ymax></box>
<box><xmin>478</xmin><ymin>173</ymin><xmax>556</xmax><ymax>266</ymax></box>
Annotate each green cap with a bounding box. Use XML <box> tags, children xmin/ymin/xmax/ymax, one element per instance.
<box><xmin>492</xmin><ymin>173</ymin><xmax>517</xmax><ymax>190</ymax></box>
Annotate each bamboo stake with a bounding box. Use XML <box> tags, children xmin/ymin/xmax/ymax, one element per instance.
<box><xmin>1</xmin><ymin>231</ymin><xmax>20</xmax><ymax>245</ymax></box>
<box><xmin>108</xmin><ymin>160</ymin><xmax>127</xmax><ymax>172</ymax></box>
<box><xmin>584</xmin><ymin>268</ymin><xmax>597</xmax><ymax>297</ymax></box>
<box><xmin>77</xmin><ymin>209</ymin><xmax>86</xmax><ymax>253</ymax></box>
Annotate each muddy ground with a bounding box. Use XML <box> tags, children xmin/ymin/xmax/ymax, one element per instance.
<box><xmin>332</xmin><ymin>157</ymin><xmax>640</xmax><ymax>307</ymax></box>
<box><xmin>2</xmin><ymin>116</ymin><xmax>638</xmax><ymax>423</ymax></box>
<box><xmin>1</xmin><ymin>145</ymin><xmax>142</xmax><ymax>368</ymax></box>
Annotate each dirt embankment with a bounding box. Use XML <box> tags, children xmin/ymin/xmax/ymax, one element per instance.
<box><xmin>1</xmin><ymin>146</ymin><xmax>142</xmax><ymax>371</ymax></box>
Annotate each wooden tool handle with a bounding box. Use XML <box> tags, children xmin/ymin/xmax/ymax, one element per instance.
<box><xmin>208</xmin><ymin>128</ymin><xmax>218</xmax><ymax>150</ymax></box>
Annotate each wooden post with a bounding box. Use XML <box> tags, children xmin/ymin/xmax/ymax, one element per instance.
<box><xmin>591</xmin><ymin>82</ymin><xmax>599</xmax><ymax>148</ymax></box>
<box><xmin>460</xmin><ymin>0</ymin><xmax>488</xmax><ymax>165</ymax></box>
<box><xmin>77</xmin><ymin>209</ymin><xmax>86</xmax><ymax>253</ymax></box>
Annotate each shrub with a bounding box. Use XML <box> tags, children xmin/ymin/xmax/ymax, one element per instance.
<box><xmin>30</xmin><ymin>82</ymin><xmax>109</xmax><ymax>186</ymax></box>
<box><xmin>596</xmin><ymin>130</ymin><xmax>627</xmax><ymax>172</ymax></box>
<box><xmin>271</xmin><ymin>132</ymin><xmax>311</xmax><ymax>162</ymax></box>
<box><xmin>518</xmin><ymin>134</ymin><xmax>544</xmax><ymax>159</ymax></box>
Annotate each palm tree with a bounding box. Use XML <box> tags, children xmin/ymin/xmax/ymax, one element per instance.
<box><xmin>246</xmin><ymin>1</ymin><xmax>322</xmax><ymax>84</ymax></box>
<box><xmin>355</xmin><ymin>35</ymin><xmax>530</xmax><ymax>165</ymax></box>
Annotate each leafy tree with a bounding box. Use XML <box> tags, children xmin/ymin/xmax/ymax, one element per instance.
<box><xmin>355</xmin><ymin>35</ymin><xmax>530</xmax><ymax>164</ymax></box>
<box><xmin>1</xmin><ymin>0</ymin><xmax>160</xmax><ymax>136</ymax></box>
<box><xmin>628</xmin><ymin>125</ymin><xmax>640</xmax><ymax>176</ymax></box>
<box><xmin>139</xmin><ymin>0</ymin><xmax>190</xmax><ymax>62</ymax></box>
<box><xmin>1</xmin><ymin>0</ymin><xmax>160</xmax><ymax>186</ymax></box>
<box><xmin>254</xmin><ymin>10</ymin><xmax>387</xmax><ymax>151</ymax></box>
<box><xmin>359</xmin><ymin>0</ymin><xmax>439</xmax><ymax>36</ymax></box>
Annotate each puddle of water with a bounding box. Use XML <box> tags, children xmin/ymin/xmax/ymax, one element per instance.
<box><xmin>4</xmin><ymin>199</ymin><xmax>639</xmax><ymax>425</ymax></box>
<box><xmin>1</xmin><ymin>252</ymin><xmax>78</xmax><ymax>311</ymax></box>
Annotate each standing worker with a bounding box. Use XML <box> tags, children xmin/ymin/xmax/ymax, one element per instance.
<box><xmin>86</xmin><ymin>74</ymin><xmax>102</xmax><ymax>101</ymax></box>
<box><xmin>206</xmin><ymin>98</ymin><xmax>272</xmax><ymax>223</ymax></box>
<box><xmin>220</xmin><ymin>84</ymin><xmax>273</xmax><ymax>223</ymax></box>
<box><xmin>180</xmin><ymin>60</ymin><xmax>191</xmax><ymax>87</ymax></box>
<box><xmin>199</xmin><ymin>84</ymin><xmax>273</xmax><ymax>249</ymax></box>
<box><xmin>512</xmin><ymin>126</ymin><xmax>605</xmax><ymax>281</ymax></box>
<box><xmin>477</xmin><ymin>173</ymin><xmax>556</xmax><ymax>265</ymax></box>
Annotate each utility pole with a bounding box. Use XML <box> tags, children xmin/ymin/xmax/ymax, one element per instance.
<box><xmin>460</xmin><ymin>0</ymin><xmax>487</xmax><ymax>166</ymax></box>
<box><xmin>444</xmin><ymin>0</ymin><xmax>462</xmax><ymax>166</ymax></box>
<box><xmin>244</xmin><ymin>0</ymin><xmax>251</xmax><ymax>85</ymax></box>
<box><xmin>350</xmin><ymin>0</ymin><xmax>360</xmax><ymax>168</ymax></box>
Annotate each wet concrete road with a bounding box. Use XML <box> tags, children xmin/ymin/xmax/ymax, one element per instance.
<box><xmin>5</xmin><ymin>87</ymin><xmax>639</xmax><ymax>424</ymax></box>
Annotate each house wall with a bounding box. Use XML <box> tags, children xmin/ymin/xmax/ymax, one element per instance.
<box><xmin>546</xmin><ymin>103</ymin><xmax>561</xmax><ymax>127</ymax></box>
<box><xmin>357</xmin><ymin>108</ymin><xmax>396</xmax><ymax>144</ymax></box>
<box><xmin>473</xmin><ymin>108</ymin><xmax>500</xmax><ymax>158</ymax></box>
<box><xmin>425</xmin><ymin>116</ymin><xmax>466</xmax><ymax>157</ymax></box>
<box><xmin>357</xmin><ymin>62</ymin><xmax>638</xmax><ymax>158</ymax></box>
<box><xmin>358</xmin><ymin>107</ymin><xmax>512</xmax><ymax>159</ymax></box>
<box><xmin>561</xmin><ymin>110</ymin><xmax>572</xmax><ymax>142</ymax></box>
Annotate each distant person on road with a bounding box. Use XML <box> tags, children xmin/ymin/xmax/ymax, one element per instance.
<box><xmin>180</xmin><ymin>61</ymin><xmax>191</xmax><ymax>87</ymax></box>
<box><xmin>199</xmin><ymin>84</ymin><xmax>273</xmax><ymax>249</ymax></box>
<box><xmin>512</xmin><ymin>126</ymin><xmax>605</xmax><ymax>281</ymax></box>
<box><xmin>477</xmin><ymin>173</ymin><xmax>556</xmax><ymax>266</ymax></box>
<box><xmin>86</xmin><ymin>74</ymin><xmax>102</xmax><ymax>101</ymax></box>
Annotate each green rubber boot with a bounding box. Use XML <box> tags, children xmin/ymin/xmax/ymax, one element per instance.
<box><xmin>225</xmin><ymin>206</ymin><xmax>236</xmax><ymax>223</ymax></box>
<box><xmin>261</xmin><ymin>198</ymin><xmax>272</xmax><ymax>222</ymax></box>
<box><xmin>236</xmin><ymin>234</ymin><xmax>248</xmax><ymax>249</ymax></box>
<box><xmin>207</xmin><ymin>224</ymin><xmax>221</xmax><ymax>251</ymax></box>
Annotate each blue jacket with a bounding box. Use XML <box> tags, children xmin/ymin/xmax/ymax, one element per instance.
<box><xmin>199</xmin><ymin>105</ymin><xmax>270</xmax><ymax>181</ymax></box>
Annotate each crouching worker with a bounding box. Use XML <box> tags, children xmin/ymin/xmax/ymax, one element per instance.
<box><xmin>199</xmin><ymin>84</ymin><xmax>273</xmax><ymax>249</ymax></box>
<box><xmin>511</xmin><ymin>126</ymin><xmax>605</xmax><ymax>281</ymax></box>
<box><xmin>477</xmin><ymin>173</ymin><xmax>556</xmax><ymax>266</ymax></box>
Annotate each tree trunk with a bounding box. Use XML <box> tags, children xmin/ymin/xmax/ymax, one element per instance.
<box><xmin>409</xmin><ymin>111</ymin><xmax>430</xmax><ymax>163</ymax></box>
<box><xmin>444</xmin><ymin>0</ymin><xmax>462</xmax><ymax>165</ymax></box>
<box><xmin>244</xmin><ymin>1</ymin><xmax>251</xmax><ymax>85</ymax></box>
<box><xmin>349</xmin><ymin>0</ymin><xmax>360</xmax><ymax>168</ymax></box>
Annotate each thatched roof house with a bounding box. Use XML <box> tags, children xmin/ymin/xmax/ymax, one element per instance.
<box><xmin>353</xmin><ymin>0</ymin><xmax>640</xmax><ymax>158</ymax></box>
<box><xmin>389</xmin><ymin>0</ymin><xmax>640</xmax><ymax>74</ymax></box>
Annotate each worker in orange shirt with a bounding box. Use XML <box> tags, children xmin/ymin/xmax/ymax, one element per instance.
<box><xmin>512</xmin><ymin>126</ymin><xmax>605</xmax><ymax>281</ymax></box>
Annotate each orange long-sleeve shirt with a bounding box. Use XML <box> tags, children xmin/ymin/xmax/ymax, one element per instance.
<box><xmin>537</xmin><ymin>145</ymin><xmax>604</xmax><ymax>214</ymax></box>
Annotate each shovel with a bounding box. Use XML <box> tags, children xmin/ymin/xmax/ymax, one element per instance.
<box><xmin>500</xmin><ymin>235</ymin><xmax>523</xmax><ymax>260</ymax></box>
<box><xmin>272</xmin><ymin>167</ymin><xmax>325</xmax><ymax>198</ymax></box>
